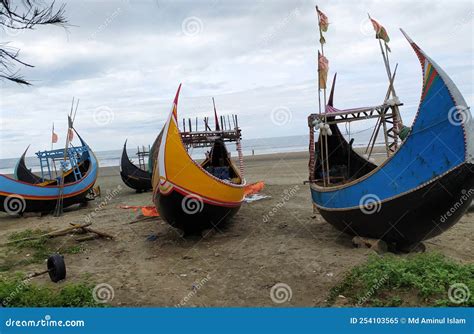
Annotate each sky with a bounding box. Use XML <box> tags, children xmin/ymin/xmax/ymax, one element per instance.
<box><xmin>0</xmin><ymin>0</ymin><xmax>472</xmax><ymax>159</ymax></box>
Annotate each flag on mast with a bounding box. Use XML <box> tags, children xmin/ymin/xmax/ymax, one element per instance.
<box><xmin>316</xmin><ymin>6</ymin><xmax>329</xmax><ymax>32</ymax></box>
<box><xmin>67</xmin><ymin>116</ymin><xmax>74</xmax><ymax>141</ymax></box>
<box><xmin>51</xmin><ymin>123</ymin><xmax>58</xmax><ymax>143</ymax></box>
<box><xmin>318</xmin><ymin>51</ymin><xmax>329</xmax><ymax>90</ymax></box>
<box><xmin>369</xmin><ymin>15</ymin><xmax>391</xmax><ymax>51</ymax></box>
<box><xmin>316</xmin><ymin>6</ymin><xmax>329</xmax><ymax>44</ymax></box>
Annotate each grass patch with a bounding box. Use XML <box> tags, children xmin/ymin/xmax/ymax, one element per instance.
<box><xmin>0</xmin><ymin>229</ymin><xmax>86</xmax><ymax>272</ymax></box>
<box><xmin>0</xmin><ymin>274</ymin><xmax>102</xmax><ymax>307</ymax></box>
<box><xmin>328</xmin><ymin>253</ymin><xmax>473</xmax><ymax>307</ymax></box>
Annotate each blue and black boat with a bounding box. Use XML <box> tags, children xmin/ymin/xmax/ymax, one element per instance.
<box><xmin>308</xmin><ymin>30</ymin><xmax>473</xmax><ymax>248</ymax></box>
<box><xmin>1</xmin><ymin>130</ymin><xmax>98</xmax><ymax>215</ymax></box>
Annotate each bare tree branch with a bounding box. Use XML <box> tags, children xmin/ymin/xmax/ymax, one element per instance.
<box><xmin>0</xmin><ymin>0</ymin><xmax>68</xmax><ymax>85</ymax></box>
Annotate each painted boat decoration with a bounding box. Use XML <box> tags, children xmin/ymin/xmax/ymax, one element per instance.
<box><xmin>152</xmin><ymin>85</ymin><xmax>246</xmax><ymax>232</ymax></box>
<box><xmin>1</xmin><ymin>132</ymin><xmax>98</xmax><ymax>215</ymax></box>
<box><xmin>120</xmin><ymin>140</ymin><xmax>152</xmax><ymax>192</ymax></box>
<box><xmin>14</xmin><ymin>147</ymin><xmax>44</xmax><ymax>184</ymax></box>
<box><xmin>308</xmin><ymin>27</ymin><xmax>473</xmax><ymax>247</ymax></box>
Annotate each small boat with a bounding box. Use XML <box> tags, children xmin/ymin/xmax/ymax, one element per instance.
<box><xmin>152</xmin><ymin>85</ymin><xmax>246</xmax><ymax>232</ymax></box>
<box><xmin>308</xmin><ymin>28</ymin><xmax>473</xmax><ymax>247</ymax></box>
<box><xmin>1</xmin><ymin>128</ymin><xmax>98</xmax><ymax>215</ymax></box>
<box><xmin>120</xmin><ymin>140</ymin><xmax>152</xmax><ymax>192</ymax></box>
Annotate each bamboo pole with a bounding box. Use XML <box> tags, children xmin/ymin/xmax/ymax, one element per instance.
<box><xmin>54</xmin><ymin>100</ymin><xmax>75</xmax><ymax>217</ymax></box>
<box><xmin>316</xmin><ymin>6</ymin><xmax>330</xmax><ymax>185</ymax></box>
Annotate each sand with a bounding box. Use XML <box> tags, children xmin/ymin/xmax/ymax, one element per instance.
<box><xmin>0</xmin><ymin>151</ymin><xmax>472</xmax><ymax>306</ymax></box>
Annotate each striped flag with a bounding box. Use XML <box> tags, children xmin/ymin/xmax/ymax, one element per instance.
<box><xmin>316</xmin><ymin>6</ymin><xmax>329</xmax><ymax>32</ymax></box>
<box><xmin>316</xmin><ymin>6</ymin><xmax>329</xmax><ymax>44</ymax></box>
<box><xmin>318</xmin><ymin>51</ymin><xmax>329</xmax><ymax>89</ymax></box>
<box><xmin>369</xmin><ymin>15</ymin><xmax>390</xmax><ymax>51</ymax></box>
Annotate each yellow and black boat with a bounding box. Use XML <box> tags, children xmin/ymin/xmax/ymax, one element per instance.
<box><xmin>152</xmin><ymin>85</ymin><xmax>246</xmax><ymax>232</ymax></box>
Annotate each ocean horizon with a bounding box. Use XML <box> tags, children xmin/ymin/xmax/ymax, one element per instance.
<box><xmin>0</xmin><ymin>131</ymin><xmax>386</xmax><ymax>175</ymax></box>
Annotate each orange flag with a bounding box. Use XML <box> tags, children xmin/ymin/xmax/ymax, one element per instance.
<box><xmin>318</xmin><ymin>51</ymin><xmax>329</xmax><ymax>90</ymax></box>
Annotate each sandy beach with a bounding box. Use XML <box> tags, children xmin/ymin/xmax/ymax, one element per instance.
<box><xmin>0</xmin><ymin>151</ymin><xmax>472</xmax><ymax>306</ymax></box>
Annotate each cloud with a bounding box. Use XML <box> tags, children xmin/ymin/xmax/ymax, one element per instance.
<box><xmin>0</xmin><ymin>0</ymin><xmax>472</xmax><ymax>159</ymax></box>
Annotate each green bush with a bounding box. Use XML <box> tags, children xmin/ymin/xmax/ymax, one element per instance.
<box><xmin>328</xmin><ymin>253</ymin><xmax>474</xmax><ymax>307</ymax></box>
<box><xmin>0</xmin><ymin>274</ymin><xmax>102</xmax><ymax>307</ymax></box>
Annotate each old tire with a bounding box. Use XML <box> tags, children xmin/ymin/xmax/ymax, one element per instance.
<box><xmin>47</xmin><ymin>254</ymin><xmax>66</xmax><ymax>282</ymax></box>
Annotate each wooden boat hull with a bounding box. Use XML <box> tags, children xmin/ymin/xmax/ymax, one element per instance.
<box><xmin>152</xmin><ymin>85</ymin><xmax>245</xmax><ymax>232</ymax></box>
<box><xmin>0</xmin><ymin>185</ymin><xmax>93</xmax><ymax>213</ymax></box>
<box><xmin>155</xmin><ymin>188</ymin><xmax>241</xmax><ymax>232</ymax></box>
<box><xmin>120</xmin><ymin>141</ymin><xmax>152</xmax><ymax>191</ymax></box>
<box><xmin>314</xmin><ymin>163</ymin><xmax>474</xmax><ymax>245</ymax></box>
<box><xmin>309</xmin><ymin>31</ymin><xmax>474</xmax><ymax>246</ymax></box>
<box><xmin>0</xmin><ymin>135</ymin><xmax>98</xmax><ymax>215</ymax></box>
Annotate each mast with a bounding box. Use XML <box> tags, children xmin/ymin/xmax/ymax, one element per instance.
<box><xmin>54</xmin><ymin>99</ymin><xmax>76</xmax><ymax>217</ymax></box>
<box><xmin>316</xmin><ymin>6</ymin><xmax>330</xmax><ymax>185</ymax></box>
<box><xmin>368</xmin><ymin>14</ymin><xmax>403</xmax><ymax>138</ymax></box>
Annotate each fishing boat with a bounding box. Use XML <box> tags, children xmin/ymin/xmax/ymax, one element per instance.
<box><xmin>308</xmin><ymin>8</ymin><xmax>473</xmax><ymax>248</ymax></box>
<box><xmin>152</xmin><ymin>85</ymin><xmax>246</xmax><ymax>232</ymax></box>
<box><xmin>1</xmin><ymin>116</ymin><xmax>99</xmax><ymax>215</ymax></box>
<box><xmin>120</xmin><ymin>141</ymin><xmax>152</xmax><ymax>192</ymax></box>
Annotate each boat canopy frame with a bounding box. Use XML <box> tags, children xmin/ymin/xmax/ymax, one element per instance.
<box><xmin>36</xmin><ymin>145</ymin><xmax>88</xmax><ymax>182</ymax></box>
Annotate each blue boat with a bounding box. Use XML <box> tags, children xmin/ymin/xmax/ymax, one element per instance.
<box><xmin>308</xmin><ymin>31</ymin><xmax>473</xmax><ymax>248</ymax></box>
<box><xmin>1</xmin><ymin>132</ymin><xmax>98</xmax><ymax>215</ymax></box>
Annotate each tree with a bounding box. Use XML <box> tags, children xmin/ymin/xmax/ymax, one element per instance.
<box><xmin>0</xmin><ymin>0</ymin><xmax>67</xmax><ymax>85</ymax></box>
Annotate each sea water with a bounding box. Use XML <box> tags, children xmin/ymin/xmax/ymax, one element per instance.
<box><xmin>0</xmin><ymin>132</ymin><xmax>382</xmax><ymax>174</ymax></box>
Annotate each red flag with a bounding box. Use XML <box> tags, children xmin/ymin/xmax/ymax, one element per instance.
<box><xmin>51</xmin><ymin>123</ymin><xmax>58</xmax><ymax>143</ymax></box>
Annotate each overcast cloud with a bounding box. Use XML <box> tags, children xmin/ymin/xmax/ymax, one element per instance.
<box><xmin>0</xmin><ymin>0</ymin><xmax>472</xmax><ymax>159</ymax></box>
